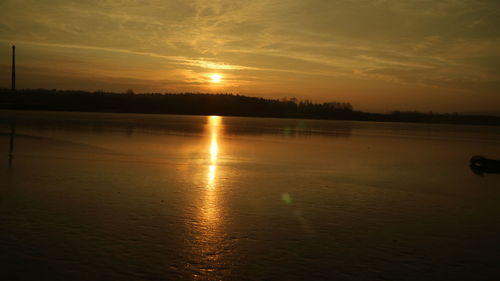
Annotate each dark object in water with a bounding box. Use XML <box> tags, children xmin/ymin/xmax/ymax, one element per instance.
<box><xmin>470</xmin><ymin>156</ymin><xmax>500</xmax><ymax>175</ymax></box>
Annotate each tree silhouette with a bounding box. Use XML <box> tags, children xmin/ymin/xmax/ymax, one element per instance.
<box><xmin>0</xmin><ymin>88</ymin><xmax>499</xmax><ymax>125</ymax></box>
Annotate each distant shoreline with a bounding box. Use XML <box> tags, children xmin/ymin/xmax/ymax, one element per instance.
<box><xmin>1</xmin><ymin>88</ymin><xmax>499</xmax><ymax>126</ymax></box>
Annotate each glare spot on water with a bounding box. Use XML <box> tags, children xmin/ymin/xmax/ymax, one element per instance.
<box><xmin>281</xmin><ymin>192</ymin><xmax>292</xmax><ymax>204</ymax></box>
<box><xmin>283</xmin><ymin>126</ymin><xmax>291</xmax><ymax>136</ymax></box>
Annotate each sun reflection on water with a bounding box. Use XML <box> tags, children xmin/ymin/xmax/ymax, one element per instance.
<box><xmin>208</xmin><ymin>164</ymin><xmax>216</xmax><ymax>188</ymax></box>
<box><xmin>204</xmin><ymin>116</ymin><xmax>220</xmax><ymax>218</ymax></box>
<box><xmin>209</xmin><ymin>115</ymin><xmax>220</xmax><ymax>171</ymax></box>
<box><xmin>189</xmin><ymin>115</ymin><xmax>226</xmax><ymax>277</ymax></box>
<box><xmin>207</xmin><ymin>116</ymin><xmax>220</xmax><ymax>188</ymax></box>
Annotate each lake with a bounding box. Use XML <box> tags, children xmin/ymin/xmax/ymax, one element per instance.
<box><xmin>1</xmin><ymin>110</ymin><xmax>500</xmax><ymax>280</ymax></box>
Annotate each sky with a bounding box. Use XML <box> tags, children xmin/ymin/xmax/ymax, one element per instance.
<box><xmin>0</xmin><ymin>0</ymin><xmax>499</xmax><ymax>113</ymax></box>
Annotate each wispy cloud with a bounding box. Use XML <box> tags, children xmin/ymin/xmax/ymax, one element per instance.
<box><xmin>1</xmin><ymin>0</ymin><xmax>500</xmax><ymax>111</ymax></box>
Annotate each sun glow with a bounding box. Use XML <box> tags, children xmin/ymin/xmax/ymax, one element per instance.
<box><xmin>210</xmin><ymin>74</ymin><xmax>222</xmax><ymax>83</ymax></box>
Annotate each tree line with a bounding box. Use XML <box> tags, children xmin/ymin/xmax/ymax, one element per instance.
<box><xmin>0</xmin><ymin>89</ymin><xmax>354</xmax><ymax>119</ymax></box>
<box><xmin>0</xmin><ymin>88</ymin><xmax>499</xmax><ymax>125</ymax></box>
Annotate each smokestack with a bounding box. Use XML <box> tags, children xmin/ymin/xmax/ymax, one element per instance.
<box><xmin>11</xmin><ymin>45</ymin><xmax>16</xmax><ymax>91</ymax></box>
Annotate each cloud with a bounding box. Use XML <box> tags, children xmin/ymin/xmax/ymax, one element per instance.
<box><xmin>1</xmin><ymin>0</ymin><xmax>499</xmax><ymax>111</ymax></box>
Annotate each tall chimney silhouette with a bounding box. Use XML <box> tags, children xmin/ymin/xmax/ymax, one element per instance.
<box><xmin>11</xmin><ymin>45</ymin><xmax>16</xmax><ymax>91</ymax></box>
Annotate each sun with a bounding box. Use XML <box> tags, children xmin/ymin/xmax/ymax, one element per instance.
<box><xmin>210</xmin><ymin>74</ymin><xmax>222</xmax><ymax>83</ymax></box>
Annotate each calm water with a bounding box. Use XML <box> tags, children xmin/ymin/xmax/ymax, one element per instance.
<box><xmin>1</xmin><ymin>110</ymin><xmax>500</xmax><ymax>280</ymax></box>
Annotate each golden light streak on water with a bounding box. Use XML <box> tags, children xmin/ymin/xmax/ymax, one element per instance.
<box><xmin>204</xmin><ymin>116</ymin><xmax>220</xmax><ymax>219</ymax></box>
<box><xmin>209</xmin><ymin>115</ymin><xmax>220</xmax><ymax>165</ymax></box>
<box><xmin>189</xmin><ymin>115</ymin><xmax>226</xmax><ymax>278</ymax></box>
<box><xmin>207</xmin><ymin>164</ymin><xmax>216</xmax><ymax>189</ymax></box>
<box><xmin>210</xmin><ymin>140</ymin><xmax>218</xmax><ymax>163</ymax></box>
<box><xmin>207</xmin><ymin>116</ymin><xmax>220</xmax><ymax>189</ymax></box>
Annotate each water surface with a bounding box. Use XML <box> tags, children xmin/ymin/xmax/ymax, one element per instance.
<box><xmin>1</xmin><ymin>110</ymin><xmax>500</xmax><ymax>280</ymax></box>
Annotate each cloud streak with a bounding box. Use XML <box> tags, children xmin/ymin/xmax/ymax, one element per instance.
<box><xmin>1</xmin><ymin>0</ymin><xmax>499</xmax><ymax>111</ymax></box>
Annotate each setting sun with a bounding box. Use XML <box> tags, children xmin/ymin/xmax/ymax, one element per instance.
<box><xmin>210</xmin><ymin>74</ymin><xmax>222</xmax><ymax>83</ymax></box>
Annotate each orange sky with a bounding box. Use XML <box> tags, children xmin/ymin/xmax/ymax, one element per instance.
<box><xmin>0</xmin><ymin>0</ymin><xmax>499</xmax><ymax>113</ymax></box>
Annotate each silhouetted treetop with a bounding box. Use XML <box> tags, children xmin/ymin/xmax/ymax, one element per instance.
<box><xmin>0</xmin><ymin>88</ymin><xmax>499</xmax><ymax>125</ymax></box>
<box><xmin>0</xmin><ymin>88</ymin><xmax>353</xmax><ymax>119</ymax></box>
